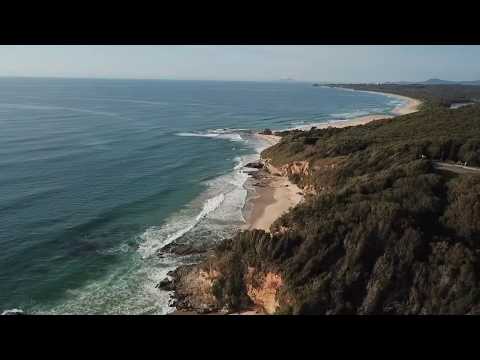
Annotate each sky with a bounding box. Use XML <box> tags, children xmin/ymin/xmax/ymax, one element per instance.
<box><xmin>0</xmin><ymin>45</ymin><xmax>479</xmax><ymax>82</ymax></box>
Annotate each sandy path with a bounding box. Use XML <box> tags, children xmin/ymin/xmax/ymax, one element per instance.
<box><xmin>434</xmin><ymin>161</ymin><xmax>480</xmax><ymax>175</ymax></box>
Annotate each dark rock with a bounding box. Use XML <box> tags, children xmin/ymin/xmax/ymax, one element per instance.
<box><xmin>260</xmin><ymin>128</ymin><xmax>273</xmax><ymax>135</ymax></box>
<box><xmin>160</xmin><ymin>242</ymin><xmax>208</xmax><ymax>256</ymax></box>
<box><xmin>156</xmin><ymin>278</ymin><xmax>175</xmax><ymax>291</ymax></box>
<box><xmin>165</xmin><ymin>264</ymin><xmax>225</xmax><ymax>313</ymax></box>
<box><xmin>245</xmin><ymin>162</ymin><xmax>264</xmax><ymax>169</ymax></box>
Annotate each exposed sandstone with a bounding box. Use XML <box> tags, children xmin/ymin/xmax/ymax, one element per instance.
<box><xmin>245</xmin><ymin>268</ymin><xmax>283</xmax><ymax>314</ymax></box>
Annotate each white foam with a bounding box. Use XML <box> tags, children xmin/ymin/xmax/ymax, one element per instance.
<box><xmin>176</xmin><ymin>132</ymin><xmax>218</xmax><ymax>138</ymax></box>
<box><xmin>39</xmin><ymin>129</ymin><xmax>268</xmax><ymax>314</ymax></box>
<box><xmin>139</xmin><ymin>128</ymin><xmax>260</xmax><ymax>261</ymax></box>
<box><xmin>138</xmin><ymin>138</ymin><xmax>258</xmax><ymax>260</ymax></box>
<box><xmin>0</xmin><ymin>102</ymin><xmax>119</xmax><ymax>117</ymax></box>
<box><xmin>330</xmin><ymin>110</ymin><xmax>371</xmax><ymax>119</ymax></box>
<box><xmin>176</xmin><ymin>129</ymin><xmax>245</xmax><ymax>143</ymax></box>
<box><xmin>204</xmin><ymin>170</ymin><xmax>250</xmax><ymax>224</ymax></box>
<box><xmin>286</xmin><ymin>105</ymin><xmax>395</xmax><ymax>131</ymax></box>
<box><xmin>36</xmin><ymin>255</ymin><xmax>179</xmax><ymax>315</ymax></box>
<box><xmin>233</xmin><ymin>156</ymin><xmax>244</xmax><ymax>170</ymax></box>
<box><xmin>138</xmin><ymin>193</ymin><xmax>225</xmax><ymax>259</ymax></box>
<box><xmin>1</xmin><ymin>308</ymin><xmax>24</xmax><ymax>315</ymax></box>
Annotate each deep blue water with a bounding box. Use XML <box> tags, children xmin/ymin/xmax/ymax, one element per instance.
<box><xmin>0</xmin><ymin>78</ymin><xmax>403</xmax><ymax>314</ymax></box>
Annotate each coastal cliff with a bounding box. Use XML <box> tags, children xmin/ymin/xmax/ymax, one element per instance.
<box><xmin>164</xmin><ymin>86</ymin><xmax>480</xmax><ymax>315</ymax></box>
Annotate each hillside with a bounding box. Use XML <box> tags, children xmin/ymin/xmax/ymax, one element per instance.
<box><xmin>420</xmin><ymin>78</ymin><xmax>480</xmax><ymax>85</ymax></box>
<box><xmin>164</xmin><ymin>85</ymin><xmax>480</xmax><ymax>315</ymax></box>
<box><xmin>329</xmin><ymin>83</ymin><xmax>480</xmax><ymax>108</ymax></box>
<box><xmin>361</xmin><ymin>80</ymin><xmax>480</xmax><ymax>86</ymax></box>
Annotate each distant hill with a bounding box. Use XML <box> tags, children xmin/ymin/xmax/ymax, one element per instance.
<box><xmin>422</xmin><ymin>78</ymin><xmax>456</xmax><ymax>85</ymax></box>
<box><xmin>384</xmin><ymin>78</ymin><xmax>480</xmax><ymax>86</ymax></box>
<box><xmin>331</xmin><ymin>83</ymin><xmax>480</xmax><ymax>108</ymax></box>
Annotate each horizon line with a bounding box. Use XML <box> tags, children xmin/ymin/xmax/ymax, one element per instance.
<box><xmin>0</xmin><ymin>75</ymin><xmax>478</xmax><ymax>84</ymax></box>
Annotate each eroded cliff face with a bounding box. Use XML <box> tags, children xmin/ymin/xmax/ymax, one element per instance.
<box><xmin>168</xmin><ymin>261</ymin><xmax>286</xmax><ymax>314</ymax></box>
<box><xmin>279</xmin><ymin>161</ymin><xmax>316</xmax><ymax>195</ymax></box>
<box><xmin>245</xmin><ymin>268</ymin><xmax>283</xmax><ymax>314</ymax></box>
<box><xmin>164</xmin><ymin>230</ymin><xmax>294</xmax><ymax>314</ymax></box>
<box><xmin>267</xmin><ymin>157</ymin><xmax>346</xmax><ymax>196</ymax></box>
<box><xmin>167</xmin><ymin>264</ymin><xmax>223</xmax><ymax>313</ymax></box>
<box><xmin>167</xmin><ymin>229</ymin><xmax>480</xmax><ymax>315</ymax></box>
<box><xmin>280</xmin><ymin>160</ymin><xmax>310</xmax><ymax>177</ymax></box>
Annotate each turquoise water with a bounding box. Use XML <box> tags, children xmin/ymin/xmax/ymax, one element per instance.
<box><xmin>0</xmin><ymin>78</ymin><xmax>403</xmax><ymax>314</ymax></box>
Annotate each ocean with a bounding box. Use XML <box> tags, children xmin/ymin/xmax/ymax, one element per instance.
<box><xmin>0</xmin><ymin>78</ymin><xmax>404</xmax><ymax>314</ymax></box>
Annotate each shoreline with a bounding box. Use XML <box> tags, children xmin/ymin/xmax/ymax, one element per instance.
<box><xmin>324</xmin><ymin>85</ymin><xmax>423</xmax><ymax>115</ymax></box>
<box><xmin>170</xmin><ymin>90</ymin><xmax>422</xmax><ymax>315</ymax></box>
<box><xmin>242</xmin><ymin>144</ymin><xmax>304</xmax><ymax>233</ymax></box>
<box><xmin>242</xmin><ymin>92</ymin><xmax>422</xmax><ymax>233</ymax></box>
<box><xmin>381</xmin><ymin>92</ymin><xmax>423</xmax><ymax>116</ymax></box>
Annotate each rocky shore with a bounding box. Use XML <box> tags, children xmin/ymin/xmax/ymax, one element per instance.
<box><xmin>161</xmin><ymin>229</ymin><xmax>286</xmax><ymax>315</ymax></box>
<box><xmin>156</xmin><ymin>90</ymin><xmax>480</xmax><ymax>315</ymax></box>
<box><xmin>158</xmin><ymin>155</ymin><xmax>302</xmax><ymax>315</ymax></box>
<box><xmin>158</xmin><ymin>94</ymin><xmax>425</xmax><ymax>315</ymax></box>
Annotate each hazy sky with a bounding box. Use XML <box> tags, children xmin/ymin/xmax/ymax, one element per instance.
<box><xmin>1</xmin><ymin>45</ymin><xmax>479</xmax><ymax>82</ymax></box>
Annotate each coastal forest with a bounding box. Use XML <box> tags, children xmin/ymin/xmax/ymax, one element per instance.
<box><xmin>168</xmin><ymin>85</ymin><xmax>480</xmax><ymax>315</ymax></box>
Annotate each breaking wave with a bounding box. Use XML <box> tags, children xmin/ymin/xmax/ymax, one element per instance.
<box><xmin>176</xmin><ymin>128</ymin><xmax>247</xmax><ymax>143</ymax></box>
<box><xmin>138</xmin><ymin>193</ymin><xmax>225</xmax><ymax>259</ymax></box>
<box><xmin>330</xmin><ymin>110</ymin><xmax>372</xmax><ymax>119</ymax></box>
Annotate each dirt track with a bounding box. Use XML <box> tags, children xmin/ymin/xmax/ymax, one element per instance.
<box><xmin>433</xmin><ymin>161</ymin><xmax>480</xmax><ymax>175</ymax></box>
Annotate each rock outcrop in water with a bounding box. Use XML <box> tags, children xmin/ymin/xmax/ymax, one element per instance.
<box><xmin>159</xmin><ymin>242</ymin><xmax>209</xmax><ymax>257</ymax></box>
<box><xmin>260</xmin><ymin>128</ymin><xmax>273</xmax><ymax>135</ymax></box>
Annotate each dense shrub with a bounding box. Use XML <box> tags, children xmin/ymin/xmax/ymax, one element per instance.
<box><xmin>196</xmin><ymin>85</ymin><xmax>480</xmax><ymax>314</ymax></box>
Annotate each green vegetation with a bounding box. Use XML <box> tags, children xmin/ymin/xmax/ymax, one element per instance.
<box><xmin>268</xmin><ymin>103</ymin><xmax>480</xmax><ymax>172</ymax></box>
<box><xmin>330</xmin><ymin>83</ymin><xmax>480</xmax><ymax>108</ymax></box>
<box><xmin>182</xmin><ymin>85</ymin><xmax>480</xmax><ymax>314</ymax></box>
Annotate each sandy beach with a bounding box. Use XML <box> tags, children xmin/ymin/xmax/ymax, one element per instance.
<box><xmin>388</xmin><ymin>94</ymin><xmax>423</xmax><ymax>115</ymax></box>
<box><xmin>243</xmin><ymin>93</ymin><xmax>421</xmax><ymax>233</ymax></box>
<box><xmin>243</xmin><ymin>154</ymin><xmax>303</xmax><ymax>232</ymax></box>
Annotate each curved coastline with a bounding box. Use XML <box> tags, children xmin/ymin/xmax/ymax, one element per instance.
<box><xmin>242</xmin><ymin>90</ymin><xmax>422</xmax><ymax>233</ymax></box>
<box><xmin>169</xmin><ymin>89</ymin><xmax>423</xmax><ymax>315</ymax></box>
<box><xmin>323</xmin><ymin>86</ymin><xmax>422</xmax><ymax>125</ymax></box>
